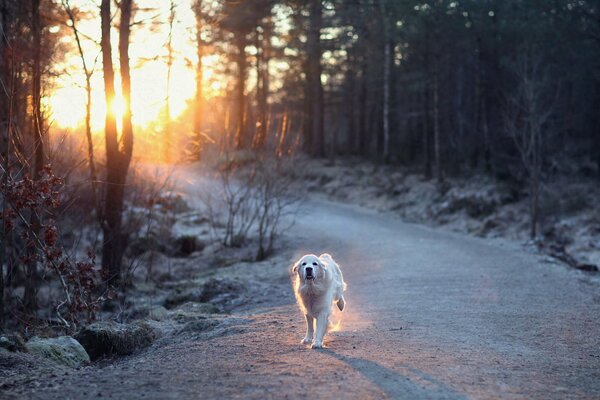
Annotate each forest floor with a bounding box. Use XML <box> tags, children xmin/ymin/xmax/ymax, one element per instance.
<box><xmin>2</xmin><ymin>161</ymin><xmax>599</xmax><ymax>399</ymax></box>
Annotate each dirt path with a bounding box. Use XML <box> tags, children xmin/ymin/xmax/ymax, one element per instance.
<box><xmin>8</xmin><ymin>198</ymin><xmax>600</xmax><ymax>399</ymax></box>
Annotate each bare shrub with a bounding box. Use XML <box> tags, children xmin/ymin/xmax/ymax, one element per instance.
<box><xmin>202</xmin><ymin>151</ymin><xmax>303</xmax><ymax>260</ymax></box>
<box><xmin>121</xmin><ymin>165</ymin><xmax>180</xmax><ymax>284</ymax></box>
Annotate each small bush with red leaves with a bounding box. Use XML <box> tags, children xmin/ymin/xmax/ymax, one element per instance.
<box><xmin>1</xmin><ymin>164</ymin><xmax>101</xmax><ymax>328</ymax></box>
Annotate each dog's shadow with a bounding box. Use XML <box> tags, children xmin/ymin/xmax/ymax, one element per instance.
<box><xmin>321</xmin><ymin>349</ymin><xmax>466</xmax><ymax>399</ymax></box>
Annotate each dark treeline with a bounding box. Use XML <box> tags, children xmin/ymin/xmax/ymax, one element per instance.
<box><xmin>195</xmin><ymin>0</ymin><xmax>600</xmax><ymax>183</ymax></box>
<box><xmin>308</xmin><ymin>1</ymin><xmax>599</xmax><ymax>178</ymax></box>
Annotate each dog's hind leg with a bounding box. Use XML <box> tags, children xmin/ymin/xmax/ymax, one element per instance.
<box><xmin>301</xmin><ymin>314</ymin><xmax>314</xmax><ymax>345</ymax></box>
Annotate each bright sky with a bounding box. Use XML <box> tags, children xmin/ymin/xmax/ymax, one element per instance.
<box><xmin>49</xmin><ymin>0</ymin><xmax>223</xmax><ymax>131</ymax></box>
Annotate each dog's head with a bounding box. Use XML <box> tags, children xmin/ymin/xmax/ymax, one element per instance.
<box><xmin>293</xmin><ymin>254</ymin><xmax>326</xmax><ymax>283</ymax></box>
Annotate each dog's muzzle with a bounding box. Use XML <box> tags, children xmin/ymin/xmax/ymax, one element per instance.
<box><xmin>305</xmin><ymin>267</ymin><xmax>314</xmax><ymax>280</ymax></box>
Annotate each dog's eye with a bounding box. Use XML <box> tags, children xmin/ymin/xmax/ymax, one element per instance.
<box><xmin>301</xmin><ymin>262</ymin><xmax>306</xmax><ymax>266</ymax></box>
<box><xmin>312</xmin><ymin>262</ymin><xmax>318</xmax><ymax>266</ymax></box>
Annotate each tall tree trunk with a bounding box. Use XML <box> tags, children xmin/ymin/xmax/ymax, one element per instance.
<box><xmin>358</xmin><ymin>59</ymin><xmax>368</xmax><ymax>156</ymax></box>
<box><xmin>0</xmin><ymin>0</ymin><xmax>7</xmax><ymax>326</ymax></box>
<box><xmin>164</xmin><ymin>0</ymin><xmax>175</xmax><ymax>163</ymax></box>
<box><xmin>423</xmin><ymin>81</ymin><xmax>432</xmax><ymax>179</ymax></box>
<box><xmin>234</xmin><ymin>35</ymin><xmax>247</xmax><ymax>149</ymax></box>
<box><xmin>119</xmin><ymin>0</ymin><xmax>133</xmax><ymax>173</ymax></box>
<box><xmin>307</xmin><ymin>0</ymin><xmax>324</xmax><ymax>157</ymax></box>
<box><xmin>63</xmin><ymin>0</ymin><xmax>99</xmax><ymax>219</ymax></box>
<box><xmin>25</xmin><ymin>0</ymin><xmax>43</xmax><ymax>311</ymax></box>
<box><xmin>254</xmin><ymin>26</ymin><xmax>262</xmax><ymax>148</ymax></box>
<box><xmin>192</xmin><ymin>0</ymin><xmax>203</xmax><ymax>160</ymax></box>
<box><xmin>433</xmin><ymin>61</ymin><xmax>442</xmax><ymax>183</ymax></box>
<box><xmin>347</xmin><ymin>53</ymin><xmax>356</xmax><ymax>154</ymax></box>
<box><xmin>255</xmin><ymin>18</ymin><xmax>271</xmax><ymax>149</ymax></box>
<box><xmin>379</xmin><ymin>0</ymin><xmax>390</xmax><ymax>163</ymax></box>
<box><xmin>101</xmin><ymin>0</ymin><xmax>134</xmax><ymax>286</ymax></box>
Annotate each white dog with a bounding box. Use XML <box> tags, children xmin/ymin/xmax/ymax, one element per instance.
<box><xmin>292</xmin><ymin>253</ymin><xmax>346</xmax><ymax>349</ymax></box>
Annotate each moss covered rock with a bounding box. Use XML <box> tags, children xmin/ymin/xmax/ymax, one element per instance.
<box><xmin>75</xmin><ymin>321</ymin><xmax>156</xmax><ymax>360</ymax></box>
<box><xmin>25</xmin><ymin>336</ymin><xmax>90</xmax><ymax>368</ymax></box>
<box><xmin>0</xmin><ymin>334</ymin><xmax>27</xmax><ymax>352</ymax></box>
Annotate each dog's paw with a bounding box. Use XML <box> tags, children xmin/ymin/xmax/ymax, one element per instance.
<box><xmin>311</xmin><ymin>341</ymin><xmax>323</xmax><ymax>349</ymax></box>
<box><xmin>337</xmin><ymin>298</ymin><xmax>345</xmax><ymax>311</ymax></box>
<box><xmin>301</xmin><ymin>337</ymin><xmax>313</xmax><ymax>345</ymax></box>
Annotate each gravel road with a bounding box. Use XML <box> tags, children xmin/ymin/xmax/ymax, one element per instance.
<box><xmin>9</xmin><ymin>199</ymin><xmax>600</xmax><ymax>399</ymax></box>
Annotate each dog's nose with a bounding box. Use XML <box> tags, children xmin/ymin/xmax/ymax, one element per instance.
<box><xmin>306</xmin><ymin>267</ymin><xmax>313</xmax><ymax>273</ymax></box>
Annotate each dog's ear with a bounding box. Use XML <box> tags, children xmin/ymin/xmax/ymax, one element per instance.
<box><xmin>318</xmin><ymin>259</ymin><xmax>328</xmax><ymax>272</ymax></box>
<box><xmin>292</xmin><ymin>262</ymin><xmax>299</xmax><ymax>273</ymax></box>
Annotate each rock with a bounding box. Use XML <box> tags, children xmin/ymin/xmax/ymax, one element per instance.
<box><xmin>128</xmin><ymin>235</ymin><xmax>168</xmax><ymax>257</ymax></box>
<box><xmin>177</xmin><ymin>319</ymin><xmax>219</xmax><ymax>335</ymax></box>
<box><xmin>199</xmin><ymin>278</ymin><xmax>245</xmax><ymax>304</ymax></box>
<box><xmin>164</xmin><ymin>288</ymin><xmax>202</xmax><ymax>309</ymax></box>
<box><xmin>574</xmin><ymin>263</ymin><xmax>599</xmax><ymax>272</ymax></box>
<box><xmin>174</xmin><ymin>235</ymin><xmax>204</xmax><ymax>256</ymax></box>
<box><xmin>175</xmin><ymin>302</ymin><xmax>219</xmax><ymax>315</ymax></box>
<box><xmin>75</xmin><ymin>321</ymin><xmax>156</xmax><ymax>360</ymax></box>
<box><xmin>172</xmin><ymin>303</ymin><xmax>220</xmax><ymax>323</ymax></box>
<box><xmin>148</xmin><ymin>306</ymin><xmax>169</xmax><ymax>321</ymax></box>
<box><xmin>25</xmin><ymin>336</ymin><xmax>90</xmax><ymax>368</ymax></box>
<box><xmin>0</xmin><ymin>348</ymin><xmax>67</xmax><ymax>380</ymax></box>
<box><xmin>0</xmin><ymin>334</ymin><xmax>27</xmax><ymax>352</ymax></box>
<box><xmin>163</xmin><ymin>278</ymin><xmax>245</xmax><ymax>309</ymax></box>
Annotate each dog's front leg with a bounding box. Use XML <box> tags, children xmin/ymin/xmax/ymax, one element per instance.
<box><xmin>311</xmin><ymin>314</ymin><xmax>329</xmax><ymax>349</ymax></box>
<box><xmin>302</xmin><ymin>314</ymin><xmax>314</xmax><ymax>344</ymax></box>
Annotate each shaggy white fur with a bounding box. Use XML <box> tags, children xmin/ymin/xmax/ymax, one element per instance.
<box><xmin>292</xmin><ymin>253</ymin><xmax>346</xmax><ymax>349</ymax></box>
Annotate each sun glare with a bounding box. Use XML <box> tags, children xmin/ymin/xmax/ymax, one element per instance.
<box><xmin>109</xmin><ymin>96</ymin><xmax>125</xmax><ymax>121</ymax></box>
<box><xmin>48</xmin><ymin>0</ymin><xmax>221</xmax><ymax>134</ymax></box>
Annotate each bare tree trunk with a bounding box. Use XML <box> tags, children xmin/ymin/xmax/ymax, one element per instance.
<box><xmin>192</xmin><ymin>0</ymin><xmax>203</xmax><ymax>159</ymax></box>
<box><xmin>0</xmin><ymin>0</ymin><xmax>7</xmax><ymax>326</ymax></box>
<box><xmin>234</xmin><ymin>35</ymin><xmax>247</xmax><ymax>149</ymax></box>
<box><xmin>423</xmin><ymin>82</ymin><xmax>432</xmax><ymax>179</ymax></box>
<box><xmin>164</xmin><ymin>0</ymin><xmax>175</xmax><ymax>163</ymax></box>
<box><xmin>307</xmin><ymin>0</ymin><xmax>324</xmax><ymax>157</ymax></box>
<box><xmin>254</xmin><ymin>26</ymin><xmax>262</xmax><ymax>148</ymax></box>
<box><xmin>62</xmin><ymin>0</ymin><xmax>99</xmax><ymax>218</ymax></box>
<box><xmin>119</xmin><ymin>0</ymin><xmax>133</xmax><ymax>173</ymax></box>
<box><xmin>25</xmin><ymin>0</ymin><xmax>43</xmax><ymax>311</ymax></box>
<box><xmin>101</xmin><ymin>0</ymin><xmax>134</xmax><ymax>286</ymax></box>
<box><xmin>433</xmin><ymin>61</ymin><xmax>442</xmax><ymax>183</ymax></box>
<box><xmin>379</xmin><ymin>0</ymin><xmax>390</xmax><ymax>163</ymax></box>
<box><xmin>347</xmin><ymin>53</ymin><xmax>356</xmax><ymax>154</ymax></box>
<box><xmin>358</xmin><ymin>60</ymin><xmax>368</xmax><ymax>156</ymax></box>
<box><xmin>254</xmin><ymin>17</ymin><xmax>271</xmax><ymax>149</ymax></box>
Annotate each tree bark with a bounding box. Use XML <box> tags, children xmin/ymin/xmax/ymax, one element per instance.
<box><xmin>62</xmin><ymin>0</ymin><xmax>99</xmax><ymax>219</ymax></box>
<box><xmin>379</xmin><ymin>0</ymin><xmax>390</xmax><ymax>163</ymax></box>
<box><xmin>358</xmin><ymin>60</ymin><xmax>368</xmax><ymax>156</ymax></box>
<box><xmin>0</xmin><ymin>0</ymin><xmax>7</xmax><ymax>326</ymax></box>
<box><xmin>307</xmin><ymin>0</ymin><xmax>324</xmax><ymax>157</ymax></box>
<box><xmin>254</xmin><ymin>17</ymin><xmax>271</xmax><ymax>149</ymax></box>
<box><xmin>192</xmin><ymin>0</ymin><xmax>203</xmax><ymax>159</ymax></box>
<box><xmin>25</xmin><ymin>0</ymin><xmax>43</xmax><ymax>311</ymax></box>
<box><xmin>164</xmin><ymin>0</ymin><xmax>175</xmax><ymax>163</ymax></box>
<box><xmin>234</xmin><ymin>35</ymin><xmax>247</xmax><ymax>149</ymax></box>
<box><xmin>433</xmin><ymin>61</ymin><xmax>442</xmax><ymax>183</ymax></box>
<box><xmin>423</xmin><ymin>81</ymin><xmax>432</xmax><ymax>179</ymax></box>
<box><xmin>100</xmin><ymin>0</ymin><xmax>134</xmax><ymax>286</ymax></box>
